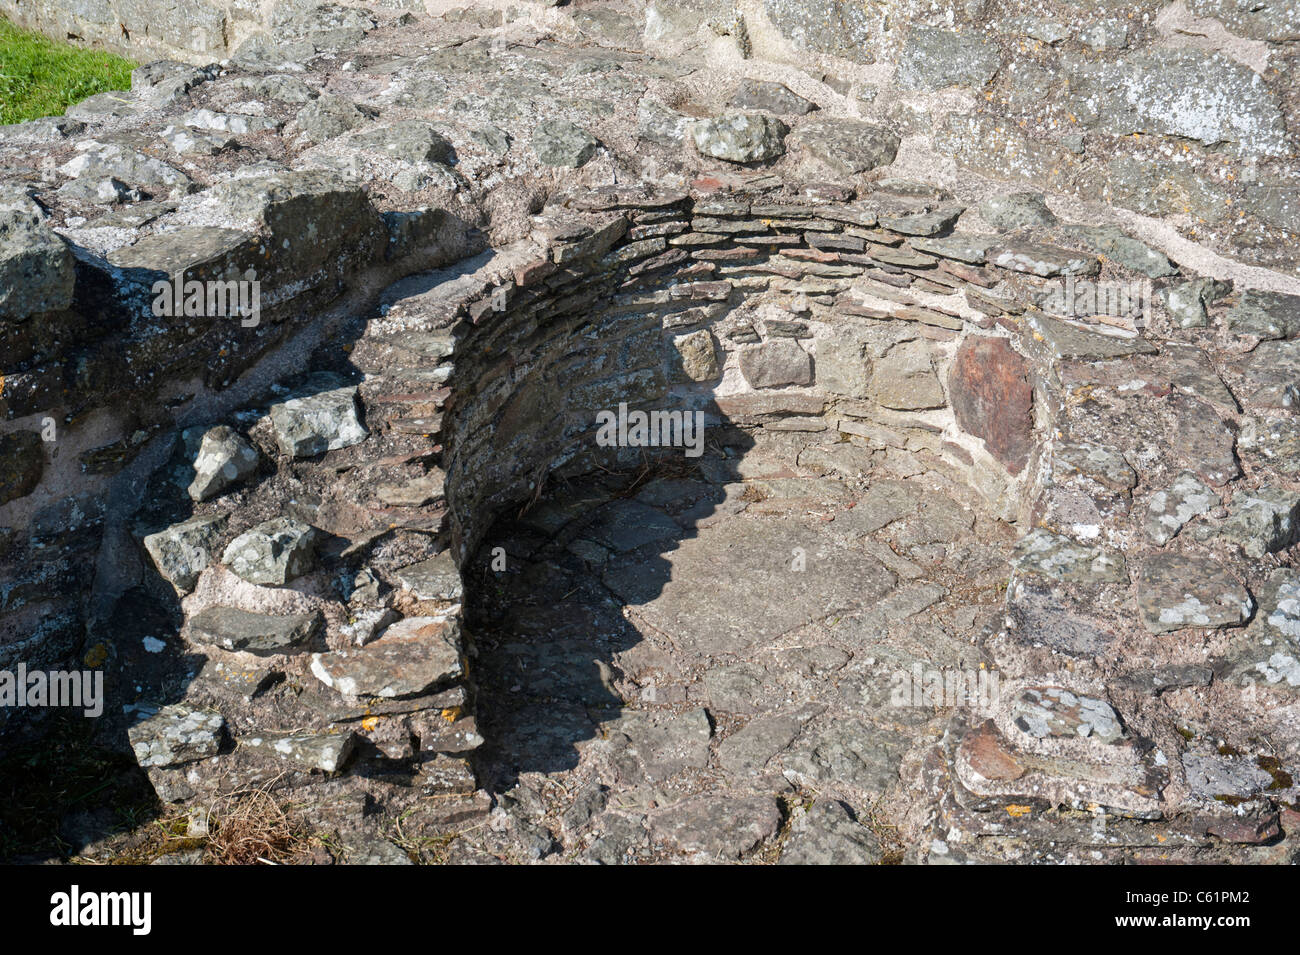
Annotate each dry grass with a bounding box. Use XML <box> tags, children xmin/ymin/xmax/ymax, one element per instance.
<box><xmin>203</xmin><ymin>787</ymin><xmax>307</xmax><ymax>865</ymax></box>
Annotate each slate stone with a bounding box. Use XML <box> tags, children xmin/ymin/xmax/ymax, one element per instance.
<box><xmin>1135</xmin><ymin>553</ymin><xmax>1253</xmax><ymax>633</ymax></box>
<box><xmin>311</xmin><ymin>613</ymin><xmax>463</xmax><ymax>698</ymax></box>
<box><xmin>128</xmin><ymin>704</ymin><xmax>224</xmax><ymax>768</ymax></box>
<box><xmin>791</xmin><ymin>118</ymin><xmax>899</xmax><ymax>175</ymax></box>
<box><xmin>1145</xmin><ymin>471</ymin><xmax>1218</xmax><ymax>545</ymax></box>
<box><xmin>948</xmin><ymin>336</ymin><xmax>1033</xmax><ymax>474</ymax></box>
<box><xmin>691</xmin><ymin>112</ymin><xmax>788</xmax><ymax>163</ymax></box>
<box><xmin>187</xmin><ymin>606</ymin><xmax>323</xmax><ymax>655</ymax></box>
<box><xmin>143</xmin><ymin>513</ymin><xmax>229</xmax><ymax>594</ymax></box>
<box><xmin>221</xmin><ymin>517</ymin><xmax>322</xmax><ymax>586</ymax></box>
<box><xmin>188</xmin><ymin>425</ymin><xmax>260</xmax><ymax>502</ymax></box>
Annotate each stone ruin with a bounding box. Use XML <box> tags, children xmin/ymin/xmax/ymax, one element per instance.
<box><xmin>1</xmin><ymin>0</ymin><xmax>1299</xmax><ymax>864</ymax></box>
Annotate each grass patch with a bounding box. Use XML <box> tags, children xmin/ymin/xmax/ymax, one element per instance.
<box><xmin>0</xmin><ymin>17</ymin><xmax>134</xmax><ymax>125</ymax></box>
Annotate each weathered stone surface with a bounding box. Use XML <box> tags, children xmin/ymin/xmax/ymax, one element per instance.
<box><xmin>1160</xmin><ymin>279</ymin><xmax>1230</xmax><ymax>329</ymax></box>
<box><xmin>729</xmin><ymin>79</ymin><xmax>816</xmax><ymax>115</ymax></box>
<box><xmin>1226</xmin><ymin>291</ymin><xmax>1300</xmax><ymax>341</ymax></box>
<box><xmin>870</xmin><ymin>340</ymin><xmax>944</xmax><ymax>410</ymax></box>
<box><xmin>778</xmin><ymin>800</ymin><xmax>883</xmax><ymax>865</ymax></box>
<box><xmin>221</xmin><ymin>517</ymin><xmax>322</xmax><ymax>586</ymax></box>
<box><xmin>143</xmin><ymin>514</ymin><xmax>229</xmax><ymax>594</ymax></box>
<box><xmin>1063</xmin><ymin>225</ymin><xmax>1175</xmax><ymax>278</ymax></box>
<box><xmin>783</xmin><ymin>717</ymin><xmax>907</xmax><ymax>795</ymax></box>
<box><xmin>979</xmin><ymin>191</ymin><xmax>1057</xmax><ymax>230</ymax></box>
<box><xmin>395</xmin><ymin>551</ymin><xmax>462</xmax><ymax>600</ymax></box>
<box><xmin>637</xmin><ymin>97</ymin><xmax>691</xmax><ymax>146</ymax></box>
<box><xmin>311</xmin><ymin>613</ymin><xmax>462</xmax><ymax>698</ymax></box>
<box><xmin>1067</xmin><ymin>49</ymin><xmax>1288</xmax><ymax>158</ymax></box>
<box><xmin>354</xmin><ymin>120</ymin><xmax>454</xmax><ymax>165</ymax></box>
<box><xmin>187</xmin><ymin>425</ymin><xmax>260</xmax><ymax>502</ymax></box>
<box><xmin>296</xmin><ymin>94</ymin><xmax>370</xmax><ymax>143</ymax></box>
<box><xmin>1145</xmin><ymin>471</ymin><xmax>1218</xmax><ymax>545</ymax></box>
<box><xmin>0</xmin><ymin>430</ymin><xmax>44</xmax><ymax>505</ymax></box>
<box><xmin>738</xmin><ymin>339</ymin><xmax>812</xmax><ymax>388</ymax></box>
<box><xmin>815</xmin><ymin>327</ymin><xmax>872</xmax><ymax>398</ymax></box>
<box><xmin>1219</xmin><ymin>487</ymin><xmax>1300</xmax><ymax>558</ymax></box>
<box><xmin>269</xmin><ymin>374</ymin><xmax>368</xmax><ymax>457</ymax></box>
<box><xmin>761</xmin><ymin>0</ymin><xmax>875</xmax><ymax>62</ymax></box>
<box><xmin>610</xmin><ymin>707</ymin><xmax>712</xmax><ymax>781</ymax></box>
<box><xmin>992</xmin><ymin>243</ymin><xmax>1099</xmax><ymax>278</ymax></box>
<box><xmin>1024</xmin><ymin>313</ymin><xmax>1156</xmax><ymax>360</ymax></box>
<box><xmin>241</xmin><ymin>730</ymin><xmax>356</xmax><ymax>772</ymax></box>
<box><xmin>128</xmin><ymin>704</ymin><xmax>224</xmax><ymax>768</ymax></box>
<box><xmin>1012</xmin><ymin>529</ymin><xmax>1126</xmax><ymax>584</ymax></box>
<box><xmin>0</xmin><ymin>213</ymin><xmax>74</xmax><ymax>320</ymax></box>
<box><xmin>948</xmin><ymin>337</ymin><xmax>1033</xmax><ymax>474</ymax></box>
<box><xmin>1135</xmin><ymin>554</ymin><xmax>1253</xmax><ymax>633</ymax></box>
<box><xmin>651</xmin><ymin>794</ymin><xmax>781</xmax><ymax>859</ymax></box>
<box><xmin>791</xmin><ymin>118</ymin><xmax>899</xmax><ymax>175</ymax></box>
<box><xmin>691</xmin><ymin>112</ymin><xmax>788</xmax><ymax>163</ymax></box>
<box><xmin>1187</xmin><ymin>0</ymin><xmax>1300</xmax><ymax>42</ymax></box>
<box><xmin>186</xmin><ymin>606</ymin><xmax>323</xmax><ymax>655</ymax></box>
<box><xmin>896</xmin><ymin>27</ymin><xmax>1001</xmax><ymax>91</ymax></box>
<box><xmin>1171</xmin><ymin>397</ymin><xmax>1239</xmax><ymax>487</ymax></box>
<box><xmin>530</xmin><ymin>120</ymin><xmax>600</xmax><ymax>167</ymax></box>
<box><xmin>672</xmin><ymin>329</ymin><xmax>719</xmax><ymax>381</ymax></box>
<box><xmin>1239</xmin><ymin>417</ymin><xmax>1300</xmax><ymax>472</ymax></box>
<box><xmin>1053</xmin><ymin>442</ymin><xmax>1136</xmax><ymax>493</ymax></box>
<box><xmin>1011</xmin><ymin>687</ymin><xmax>1123</xmax><ymax>744</ymax></box>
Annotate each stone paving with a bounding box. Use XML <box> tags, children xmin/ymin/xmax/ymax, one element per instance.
<box><xmin>456</xmin><ymin>434</ymin><xmax>1012</xmax><ymax>863</ymax></box>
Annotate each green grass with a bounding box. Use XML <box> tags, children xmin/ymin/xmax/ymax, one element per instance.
<box><xmin>0</xmin><ymin>17</ymin><xmax>134</xmax><ymax>125</ymax></box>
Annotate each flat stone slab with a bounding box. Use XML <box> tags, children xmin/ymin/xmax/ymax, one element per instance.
<box><xmin>1011</xmin><ymin>687</ymin><xmax>1124</xmax><ymax>744</ymax></box>
<box><xmin>778</xmin><ymin>800</ymin><xmax>883</xmax><ymax>865</ymax></box>
<box><xmin>1145</xmin><ymin>471</ymin><xmax>1218</xmax><ymax>545</ymax></box>
<box><xmin>240</xmin><ymin>730</ymin><xmax>356</xmax><ymax>772</ymax></box>
<box><xmin>602</xmin><ymin>513</ymin><xmax>896</xmax><ymax>654</ymax></box>
<box><xmin>128</xmin><ymin>704</ymin><xmax>224</xmax><ymax>768</ymax></box>
<box><xmin>186</xmin><ymin>606</ymin><xmax>323</xmax><ymax>655</ymax></box>
<box><xmin>269</xmin><ymin>373</ymin><xmax>368</xmax><ymax>458</ymax></box>
<box><xmin>395</xmin><ymin>550</ymin><xmax>462</xmax><ymax>600</ymax></box>
<box><xmin>222</xmin><ymin>517</ymin><xmax>322</xmax><ymax>585</ymax></box>
<box><xmin>143</xmin><ymin>513</ymin><xmax>228</xmax><ymax>594</ymax></box>
<box><xmin>311</xmin><ymin>614</ymin><xmax>463</xmax><ymax>698</ymax></box>
<box><xmin>1135</xmin><ymin>553</ymin><xmax>1254</xmax><ymax>633</ymax></box>
<box><xmin>651</xmin><ymin>794</ymin><xmax>782</xmax><ymax>859</ymax></box>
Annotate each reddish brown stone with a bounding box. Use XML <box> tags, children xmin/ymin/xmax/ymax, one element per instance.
<box><xmin>948</xmin><ymin>336</ymin><xmax>1034</xmax><ymax>475</ymax></box>
<box><xmin>1206</xmin><ymin>811</ymin><xmax>1281</xmax><ymax>844</ymax></box>
<box><xmin>958</xmin><ymin>721</ymin><xmax>1025</xmax><ymax>782</ymax></box>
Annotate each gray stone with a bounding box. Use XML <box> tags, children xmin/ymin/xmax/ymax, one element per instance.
<box><xmin>1067</xmin><ymin>49</ymin><xmax>1288</xmax><ymax>159</ymax></box>
<box><xmin>221</xmin><ymin>517</ymin><xmax>322</xmax><ymax>586</ymax></box>
<box><xmin>240</xmin><ymin>730</ymin><xmax>356</xmax><ymax>772</ymax></box>
<box><xmin>1226</xmin><ymin>290</ymin><xmax>1300</xmax><ymax>341</ymax></box>
<box><xmin>870</xmin><ymin>340</ymin><xmax>944</xmax><ymax>410</ymax></box>
<box><xmin>0</xmin><ymin>214</ymin><xmax>74</xmax><ymax>319</ymax></box>
<box><xmin>1239</xmin><ymin>417</ymin><xmax>1300</xmax><ymax>473</ymax></box>
<box><xmin>739</xmin><ymin>339</ymin><xmax>812</xmax><ymax>388</ymax></box>
<box><xmin>610</xmin><ymin>707</ymin><xmax>712</xmax><ymax>781</ymax></box>
<box><xmin>1145</xmin><ymin>471</ymin><xmax>1218</xmax><ymax>545</ymax></box>
<box><xmin>1219</xmin><ymin>487</ymin><xmax>1300</xmax><ymax>558</ymax></box>
<box><xmin>1063</xmin><ymin>225</ymin><xmax>1175</xmax><ymax>278</ymax></box>
<box><xmin>991</xmin><ymin>243</ymin><xmax>1099</xmax><ymax>278</ymax></box>
<box><xmin>979</xmin><ymin>191</ymin><xmax>1057</xmax><ymax>231</ymax></box>
<box><xmin>815</xmin><ymin>327</ymin><xmax>873</xmax><ymax>397</ymax></box>
<box><xmin>779</xmin><ymin>800</ymin><xmax>882</xmax><ymax>865</ymax></box>
<box><xmin>672</xmin><ymin>329</ymin><xmax>719</xmax><ymax>381</ymax></box>
<box><xmin>311</xmin><ymin>613</ymin><xmax>463</xmax><ymax>698</ymax></box>
<box><xmin>718</xmin><ymin>710</ymin><xmax>807</xmax><ymax>774</ymax></box>
<box><xmin>1186</xmin><ymin>0</ymin><xmax>1300</xmax><ymax>42</ymax></box>
<box><xmin>143</xmin><ymin>514</ymin><xmax>229</xmax><ymax>594</ymax></box>
<box><xmin>532</xmin><ymin>120</ymin><xmax>600</xmax><ymax>167</ymax></box>
<box><xmin>896</xmin><ymin>27</ymin><xmax>1001</xmax><ymax>91</ymax></box>
<box><xmin>0</xmin><ymin>431</ymin><xmax>44</xmax><ymax>505</ymax></box>
<box><xmin>584</xmin><ymin>501</ymin><xmax>682</xmax><ymax>553</ymax></box>
<box><xmin>1023</xmin><ymin>313</ymin><xmax>1157</xmax><ymax>361</ymax></box>
<box><xmin>651</xmin><ymin>794</ymin><xmax>781</xmax><ymax>859</ymax></box>
<box><xmin>1011</xmin><ymin>528</ymin><xmax>1126</xmax><ymax>584</ymax></box>
<box><xmin>1160</xmin><ymin>279</ymin><xmax>1230</xmax><ymax>329</ymax></box>
<box><xmin>1135</xmin><ymin>553</ymin><xmax>1253</xmax><ymax>633</ymax></box>
<box><xmin>395</xmin><ymin>551</ymin><xmax>462</xmax><ymax>600</ymax></box>
<box><xmin>1053</xmin><ymin>442</ymin><xmax>1136</xmax><ymax>493</ymax></box>
<box><xmin>296</xmin><ymin>94</ymin><xmax>370</xmax><ymax>143</ymax></box>
<box><xmin>128</xmin><ymin>704</ymin><xmax>224</xmax><ymax>768</ymax></box>
<box><xmin>691</xmin><ymin>112</ymin><xmax>788</xmax><ymax>163</ymax></box>
<box><xmin>1011</xmin><ymin>687</ymin><xmax>1124</xmax><ymax>743</ymax></box>
<box><xmin>792</xmin><ymin>118</ymin><xmax>899</xmax><ymax>175</ymax></box>
<box><xmin>636</xmin><ymin>97</ymin><xmax>691</xmax><ymax>146</ymax></box>
<box><xmin>186</xmin><ymin>606</ymin><xmax>323</xmax><ymax>655</ymax></box>
<box><xmin>353</xmin><ymin>120</ymin><xmax>454</xmax><ymax>164</ymax></box>
<box><xmin>1171</xmin><ymin>396</ymin><xmax>1239</xmax><ymax>487</ymax></box>
<box><xmin>783</xmin><ymin>717</ymin><xmax>907</xmax><ymax>795</ymax></box>
<box><xmin>182</xmin><ymin>109</ymin><xmax>280</xmax><ymax>135</ymax></box>
<box><xmin>58</xmin><ymin>142</ymin><xmax>193</xmax><ymax>199</ymax></box>
<box><xmin>188</xmin><ymin>425</ymin><xmax>260</xmax><ymax>502</ymax></box>
<box><xmin>269</xmin><ymin>374</ymin><xmax>368</xmax><ymax>457</ymax></box>
<box><xmin>729</xmin><ymin>79</ymin><xmax>816</xmax><ymax>115</ymax></box>
<box><xmin>761</xmin><ymin>0</ymin><xmax>875</xmax><ymax>62</ymax></box>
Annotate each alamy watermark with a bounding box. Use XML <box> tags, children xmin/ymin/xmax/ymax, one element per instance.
<box><xmin>0</xmin><ymin>665</ymin><xmax>103</xmax><ymax>717</ymax></box>
<box><xmin>595</xmin><ymin>402</ymin><xmax>706</xmax><ymax>458</ymax></box>
<box><xmin>152</xmin><ymin>275</ymin><xmax>260</xmax><ymax>327</ymax></box>
<box><xmin>890</xmin><ymin>663</ymin><xmax>1000</xmax><ymax>709</ymax></box>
